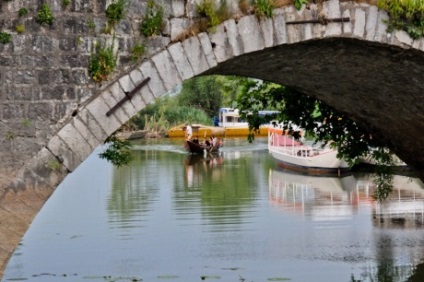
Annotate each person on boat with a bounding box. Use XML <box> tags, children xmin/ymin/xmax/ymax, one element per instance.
<box><xmin>186</xmin><ymin>124</ymin><xmax>192</xmax><ymax>140</ymax></box>
<box><xmin>204</xmin><ymin>137</ymin><xmax>211</xmax><ymax>147</ymax></box>
<box><xmin>192</xmin><ymin>136</ymin><xmax>199</xmax><ymax>144</ymax></box>
<box><xmin>212</xmin><ymin>135</ymin><xmax>218</xmax><ymax>147</ymax></box>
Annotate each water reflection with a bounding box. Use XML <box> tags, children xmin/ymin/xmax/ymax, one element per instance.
<box><xmin>269</xmin><ymin>168</ymin><xmax>424</xmax><ymax>282</ymax></box>
<box><xmin>4</xmin><ymin>140</ymin><xmax>424</xmax><ymax>282</ymax></box>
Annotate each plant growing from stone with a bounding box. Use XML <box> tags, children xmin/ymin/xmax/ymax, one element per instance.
<box><xmin>0</xmin><ymin>31</ymin><xmax>12</xmax><ymax>44</ymax></box>
<box><xmin>105</xmin><ymin>0</ymin><xmax>127</xmax><ymax>27</ymax></box>
<box><xmin>36</xmin><ymin>4</ymin><xmax>55</xmax><ymax>25</ymax></box>
<box><xmin>62</xmin><ymin>0</ymin><xmax>70</xmax><ymax>7</ymax></box>
<box><xmin>15</xmin><ymin>24</ymin><xmax>25</xmax><ymax>34</ymax></box>
<box><xmin>254</xmin><ymin>0</ymin><xmax>274</xmax><ymax>18</ymax></box>
<box><xmin>88</xmin><ymin>40</ymin><xmax>117</xmax><ymax>83</ymax></box>
<box><xmin>18</xmin><ymin>7</ymin><xmax>28</xmax><ymax>17</ymax></box>
<box><xmin>131</xmin><ymin>42</ymin><xmax>146</xmax><ymax>62</ymax></box>
<box><xmin>195</xmin><ymin>0</ymin><xmax>231</xmax><ymax>31</ymax></box>
<box><xmin>377</xmin><ymin>0</ymin><xmax>424</xmax><ymax>39</ymax></box>
<box><xmin>47</xmin><ymin>160</ymin><xmax>62</xmax><ymax>171</ymax></box>
<box><xmin>196</xmin><ymin>0</ymin><xmax>221</xmax><ymax>28</ymax></box>
<box><xmin>140</xmin><ymin>0</ymin><xmax>164</xmax><ymax>37</ymax></box>
<box><xmin>294</xmin><ymin>0</ymin><xmax>309</xmax><ymax>10</ymax></box>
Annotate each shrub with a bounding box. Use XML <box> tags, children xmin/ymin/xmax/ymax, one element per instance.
<box><xmin>254</xmin><ymin>0</ymin><xmax>274</xmax><ymax>18</ymax></box>
<box><xmin>15</xmin><ymin>24</ymin><xmax>25</xmax><ymax>34</ymax></box>
<box><xmin>0</xmin><ymin>32</ymin><xmax>12</xmax><ymax>44</ymax></box>
<box><xmin>18</xmin><ymin>7</ymin><xmax>28</xmax><ymax>17</ymax></box>
<box><xmin>195</xmin><ymin>0</ymin><xmax>231</xmax><ymax>30</ymax></box>
<box><xmin>140</xmin><ymin>0</ymin><xmax>164</xmax><ymax>37</ymax></box>
<box><xmin>196</xmin><ymin>0</ymin><xmax>220</xmax><ymax>28</ymax></box>
<box><xmin>377</xmin><ymin>0</ymin><xmax>424</xmax><ymax>39</ymax></box>
<box><xmin>294</xmin><ymin>0</ymin><xmax>309</xmax><ymax>10</ymax></box>
<box><xmin>99</xmin><ymin>134</ymin><xmax>133</xmax><ymax>167</ymax></box>
<box><xmin>62</xmin><ymin>0</ymin><xmax>70</xmax><ymax>7</ymax></box>
<box><xmin>106</xmin><ymin>0</ymin><xmax>127</xmax><ymax>26</ymax></box>
<box><xmin>36</xmin><ymin>4</ymin><xmax>55</xmax><ymax>25</ymax></box>
<box><xmin>88</xmin><ymin>40</ymin><xmax>117</xmax><ymax>83</ymax></box>
<box><xmin>131</xmin><ymin>43</ymin><xmax>146</xmax><ymax>62</ymax></box>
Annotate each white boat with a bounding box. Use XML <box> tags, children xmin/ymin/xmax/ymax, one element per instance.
<box><xmin>268</xmin><ymin>127</ymin><xmax>350</xmax><ymax>175</ymax></box>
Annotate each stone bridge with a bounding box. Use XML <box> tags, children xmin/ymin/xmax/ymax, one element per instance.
<box><xmin>1</xmin><ymin>0</ymin><xmax>424</xmax><ymax>277</ymax></box>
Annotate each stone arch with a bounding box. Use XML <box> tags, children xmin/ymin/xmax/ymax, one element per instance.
<box><xmin>2</xmin><ymin>0</ymin><xmax>424</xmax><ymax>276</ymax></box>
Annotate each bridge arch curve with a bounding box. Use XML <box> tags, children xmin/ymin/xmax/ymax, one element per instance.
<box><xmin>1</xmin><ymin>0</ymin><xmax>424</xmax><ymax>276</ymax></box>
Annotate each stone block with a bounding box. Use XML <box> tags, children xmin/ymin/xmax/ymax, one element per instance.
<box><xmin>168</xmin><ymin>42</ymin><xmax>194</xmax><ymax>80</ymax></box>
<box><xmin>238</xmin><ymin>16</ymin><xmax>264</xmax><ymax>53</ymax></box>
<box><xmin>85</xmin><ymin>95</ymin><xmax>122</xmax><ymax>136</ymax></box>
<box><xmin>72</xmin><ymin>117</ymin><xmax>101</xmax><ymax>149</ymax></box>
<box><xmin>374</xmin><ymin>9</ymin><xmax>389</xmax><ymax>43</ymax></box>
<box><xmin>273</xmin><ymin>13</ymin><xmax>287</xmax><ymax>45</ymax></box>
<box><xmin>59</xmin><ymin>54</ymin><xmax>90</xmax><ymax>68</ymax></box>
<box><xmin>139</xmin><ymin>60</ymin><xmax>167</xmax><ymax>98</ymax></box>
<box><xmin>73</xmin><ymin>0</ymin><xmax>94</xmax><ymax>13</ymax></box>
<box><xmin>259</xmin><ymin>17</ymin><xmax>274</xmax><ymax>48</ymax></box>
<box><xmin>101</xmin><ymin>90</ymin><xmax>130</xmax><ymax>125</ymax></box>
<box><xmin>26</xmin><ymin>147</ymin><xmax>68</xmax><ymax>189</ymax></box>
<box><xmin>353</xmin><ymin>9</ymin><xmax>366</xmax><ymax>38</ymax></box>
<box><xmin>198</xmin><ymin>32</ymin><xmax>217</xmax><ymax>68</ymax></box>
<box><xmin>109</xmin><ymin>81</ymin><xmax>138</xmax><ymax>118</ymax></box>
<box><xmin>182</xmin><ymin>35</ymin><xmax>210</xmax><ymax>75</ymax></box>
<box><xmin>225</xmin><ymin>19</ymin><xmax>242</xmax><ymax>57</ymax></box>
<box><xmin>209</xmin><ymin>23</ymin><xmax>233</xmax><ymax>63</ymax></box>
<box><xmin>365</xmin><ymin>6</ymin><xmax>378</xmax><ymax>41</ymax></box>
<box><xmin>151</xmin><ymin>50</ymin><xmax>182</xmax><ymax>92</ymax></box>
<box><xmin>47</xmin><ymin>135</ymin><xmax>81</xmax><ymax>172</ymax></box>
<box><xmin>122</xmin><ymin>73</ymin><xmax>147</xmax><ymax>112</ymax></box>
<box><xmin>77</xmin><ymin>108</ymin><xmax>108</xmax><ymax>143</ymax></box>
<box><xmin>342</xmin><ymin>9</ymin><xmax>352</xmax><ymax>34</ymax></box>
<box><xmin>4</xmin><ymin>104</ymin><xmax>24</xmax><ymax>119</ymax></box>
<box><xmin>57</xmin><ymin>123</ymin><xmax>93</xmax><ymax>162</ymax></box>
<box><xmin>172</xmin><ymin>0</ymin><xmax>185</xmax><ymax>17</ymax></box>
<box><xmin>392</xmin><ymin>30</ymin><xmax>413</xmax><ymax>47</ymax></box>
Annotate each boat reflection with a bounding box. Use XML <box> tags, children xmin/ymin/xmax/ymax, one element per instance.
<box><xmin>184</xmin><ymin>153</ymin><xmax>224</xmax><ymax>189</ymax></box>
<box><xmin>269</xmin><ymin>168</ymin><xmax>424</xmax><ymax>226</ymax></box>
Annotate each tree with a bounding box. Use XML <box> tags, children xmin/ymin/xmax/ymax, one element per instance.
<box><xmin>234</xmin><ymin>79</ymin><xmax>398</xmax><ymax>200</ymax></box>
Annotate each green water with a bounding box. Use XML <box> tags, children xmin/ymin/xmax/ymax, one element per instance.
<box><xmin>3</xmin><ymin>138</ymin><xmax>424</xmax><ymax>282</ymax></box>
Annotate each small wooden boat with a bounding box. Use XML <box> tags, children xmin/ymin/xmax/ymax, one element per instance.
<box><xmin>268</xmin><ymin>127</ymin><xmax>350</xmax><ymax>175</ymax></box>
<box><xmin>185</xmin><ymin>139</ymin><xmax>221</xmax><ymax>154</ymax></box>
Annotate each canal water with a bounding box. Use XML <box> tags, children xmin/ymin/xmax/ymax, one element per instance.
<box><xmin>3</xmin><ymin>138</ymin><xmax>424</xmax><ymax>282</ymax></box>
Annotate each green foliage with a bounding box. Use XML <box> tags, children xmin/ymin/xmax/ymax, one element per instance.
<box><xmin>178</xmin><ymin>76</ymin><xmax>226</xmax><ymax>117</ymax></box>
<box><xmin>195</xmin><ymin>0</ymin><xmax>231</xmax><ymax>30</ymax></box>
<box><xmin>130</xmin><ymin>43</ymin><xmax>146</xmax><ymax>62</ymax></box>
<box><xmin>294</xmin><ymin>0</ymin><xmax>309</xmax><ymax>10</ymax></box>
<box><xmin>47</xmin><ymin>160</ymin><xmax>62</xmax><ymax>171</ymax></box>
<box><xmin>88</xmin><ymin>19</ymin><xmax>96</xmax><ymax>30</ymax></box>
<box><xmin>106</xmin><ymin>0</ymin><xmax>127</xmax><ymax>26</ymax></box>
<box><xmin>36</xmin><ymin>4</ymin><xmax>55</xmax><ymax>25</ymax></box>
<box><xmin>88</xmin><ymin>40</ymin><xmax>117</xmax><ymax>83</ymax></box>
<box><xmin>62</xmin><ymin>0</ymin><xmax>70</xmax><ymax>7</ymax></box>
<box><xmin>377</xmin><ymin>0</ymin><xmax>424</xmax><ymax>39</ymax></box>
<box><xmin>234</xmin><ymin>80</ymin><xmax>385</xmax><ymax>164</ymax></box>
<box><xmin>0</xmin><ymin>31</ymin><xmax>12</xmax><ymax>44</ymax></box>
<box><xmin>129</xmin><ymin>95</ymin><xmax>213</xmax><ymax>131</ymax></box>
<box><xmin>99</xmin><ymin>134</ymin><xmax>133</xmax><ymax>167</ymax></box>
<box><xmin>21</xmin><ymin>118</ymin><xmax>31</xmax><ymax>126</ymax></box>
<box><xmin>15</xmin><ymin>24</ymin><xmax>25</xmax><ymax>34</ymax></box>
<box><xmin>140</xmin><ymin>0</ymin><xmax>164</xmax><ymax>37</ymax></box>
<box><xmin>18</xmin><ymin>7</ymin><xmax>28</xmax><ymax>17</ymax></box>
<box><xmin>6</xmin><ymin>131</ymin><xmax>15</xmax><ymax>141</ymax></box>
<box><xmin>254</xmin><ymin>0</ymin><xmax>274</xmax><ymax>18</ymax></box>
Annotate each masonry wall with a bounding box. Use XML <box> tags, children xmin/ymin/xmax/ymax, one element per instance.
<box><xmin>0</xmin><ymin>0</ymin><xmax>243</xmax><ymax>188</ymax></box>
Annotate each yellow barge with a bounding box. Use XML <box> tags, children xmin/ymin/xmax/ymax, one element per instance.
<box><xmin>167</xmin><ymin>124</ymin><xmax>270</xmax><ymax>138</ymax></box>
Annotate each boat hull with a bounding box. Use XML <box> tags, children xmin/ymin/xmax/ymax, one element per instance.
<box><xmin>185</xmin><ymin>140</ymin><xmax>220</xmax><ymax>154</ymax></box>
<box><xmin>268</xmin><ymin>127</ymin><xmax>350</xmax><ymax>175</ymax></box>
